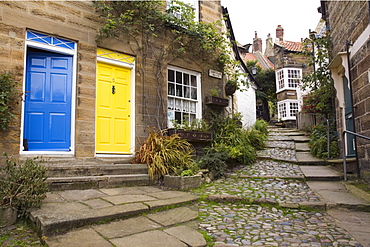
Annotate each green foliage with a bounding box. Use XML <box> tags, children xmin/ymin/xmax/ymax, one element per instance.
<box><xmin>0</xmin><ymin>154</ymin><xmax>48</xmax><ymax>217</ymax></box>
<box><xmin>301</xmin><ymin>35</ymin><xmax>335</xmax><ymax>119</ymax></box>
<box><xmin>199</xmin><ymin>113</ymin><xmax>268</xmax><ymax>179</ymax></box>
<box><xmin>133</xmin><ymin>128</ymin><xmax>195</xmax><ymax>179</ymax></box>
<box><xmin>94</xmin><ymin>0</ymin><xmax>249</xmax><ymax>90</ymax></box>
<box><xmin>253</xmin><ymin>119</ymin><xmax>269</xmax><ymax>136</ymax></box>
<box><xmin>180</xmin><ymin>169</ymin><xmax>194</xmax><ymax>177</ymax></box>
<box><xmin>309</xmin><ymin>122</ymin><xmax>339</xmax><ymax>159</ymax></box>
<box><xmin>198</xmin><ymin>146</ymin><xmax>228</xmax><ymax>179</ymax></box>
<box><xmin>0</xmin><ymin>72</ymin><xmax>18</xmax><ymax>131</ymax></box>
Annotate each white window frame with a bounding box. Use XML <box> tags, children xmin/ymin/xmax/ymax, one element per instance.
<box><xmin>167</xmin><ymin>65</ymin><xmax>201</xmax><ymax>128</ymax></box>
<box><xmin>276</xmin><ymin>68</ymin><xmax>302</xmax><ymax>93</ymax></box>
<box><xmin>278</xmin><ymin>99</ymin><xmax>299</xmax><ymax>121</ymax></box>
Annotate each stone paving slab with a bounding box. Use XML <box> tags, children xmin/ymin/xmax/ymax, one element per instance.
<box><xmin>295</xmin><ymin>142</ymin><xmax>310</xmax><ymax>151</ymax></box>
<box><xmin>146</xmin><ymin>206</ymin><xmax>198</xmax><ymax>226</ymax></box>
<box><xmin>110</xmin><ymin>230</ymin><xmax>187</xmax><ymax>247</ymax></box>
<box><xmin>45</xmin><ymin>228</ymin><xmax>112</xmax><ymax>247</ymax></box>
<box><xmin>92</xmin><ymin>216</ymin><xmax>161</xmax><ymax>239</ymax></box>
<box><xmin>328</xmin><ymin>209</ymin><xmax>370</xmax><ymax>247</ymax></box>
<box><xmin>296</xmin><ymin>152</ymin><xmax>327</xmax><ymax>165</ymax></box>
<box><xmin>300</xmin><ymin>165</ymin><xmax>341</xmax><ymax>180</ymax></box>
<box><xmin>164</xmin><ymin>225</ymin><xmax>207</xmax><ymax>247</ymax></box>
<box><xmin>290</xmin><ymin>135</ymin><xmax>311</xmax><ymax>142</ymax></box>
<box><xmin>29</xmin><ymin>186</ymin><xmax>200</xmax><ymax>237</ymax></box>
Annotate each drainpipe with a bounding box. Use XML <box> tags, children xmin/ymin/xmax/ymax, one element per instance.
<box><xmin>345</xmin><ymin>40</ymin><xmax>360</xmax><ymax>178</ymax></box>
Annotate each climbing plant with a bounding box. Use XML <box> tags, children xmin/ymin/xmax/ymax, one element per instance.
<box><xmin>301</xmin><ymin>35</ymin><xmax>335</xmax><ymax>119</ymax></box>
<box><xmin>0</xmin><ymin>72</ymin><xmax>18</xmax><ymax>131</ymax></box>
<box><xmin>93</xmin><ymin>0</ymin><xmax>249</xmax><ymax>128</ymax></box>
<box><xmin>301</xmin><ymin>34</ymin><xmax>339</xmax><ymax>158</ymax></box>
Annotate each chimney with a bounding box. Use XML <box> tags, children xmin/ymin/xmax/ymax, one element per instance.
<box><xmin>276</xmin><ymin>25</ymin><xmax>284</xmax><ymax>42</ymax></box>
<box><xmin>253</xmin><ymin>31</ymin><xmax>263</xmax><ymax>52</ymax></box>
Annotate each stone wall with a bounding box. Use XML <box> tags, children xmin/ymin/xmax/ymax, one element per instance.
<box><xmin>0</xmin><ymin>1</ymin><xmax>226</xmax><ymax>165</ymax></box>
<box><xmin>326</xmin><ymin>1</ymin><xmax>370</xmax><ymax>182</ymax></box>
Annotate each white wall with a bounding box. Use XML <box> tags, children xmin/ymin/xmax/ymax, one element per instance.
<box><xmin>235</xmin><ymin>80</ymin><xmax>257</xmax><ymax>128</ymax></box>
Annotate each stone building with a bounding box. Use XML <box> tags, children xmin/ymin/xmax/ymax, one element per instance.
<box><xmin>323</xmin><ymin>1</ymin><xmax>370</xmax><ymax>182</ymax></box>
<box><xmin>267</xmin><ymin>25</ymin><xmax>312</xmax><ymax>126</ymax></box>
<box><xmin>0</xmin><ymin>1</ymin><xmax>256</xmax><ymax>183</ymax></box>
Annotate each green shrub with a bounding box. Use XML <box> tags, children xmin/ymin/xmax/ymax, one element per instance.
<box><xmin>198</xmin><ymin>146</ymin><xmax>228</xmax><ymax>179</ymax></box>
<box><xmin>133</xmin><ymin>128</ymin><xmax>195</xmax><ymax>179</ymax></box>
<box><xmin>253</xmin><ymin>119</ymin><xmax>269</xmax><ymax>136</ymax></box>
<box><xmin>0</xmin><ymin>154</ymin><xmax>48</xmax><ymax>217</ymax></box>
<box><xmin>309</xmin><ymin>122</ymin><xmax>339</xmax><ymax>159</ymax></box>
<box><xmin>0</xmin><ymin>72</ymin><xmax>18</xmax><ymax>131</ymax></box>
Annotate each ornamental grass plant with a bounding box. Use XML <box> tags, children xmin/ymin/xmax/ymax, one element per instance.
<box><xmin>133</xmin><ymin>128</ymin><xmax>196</xmax><ymax>179</ymax></box>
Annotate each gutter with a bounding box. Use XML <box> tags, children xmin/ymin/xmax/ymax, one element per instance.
<box><xmin>221</xmin><ymin>6</ymin><xmax>262</xmax><ymax>90</ymax></box>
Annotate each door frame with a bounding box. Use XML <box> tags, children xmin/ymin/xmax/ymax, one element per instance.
<box><xmin>20</xmin><ymin>31</ymin><xmax>77</xmax><ymax>156</ymax></box>
<box><xmin>96</xmin><ymin>49</ymin><xmax>136</xmax><ymax>157</ymax></box>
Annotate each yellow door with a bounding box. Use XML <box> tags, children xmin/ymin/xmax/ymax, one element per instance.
<box><xmin>96</xmin><ymin>62</ymin><xmax>131</xmax><ymax>153</ymax></box>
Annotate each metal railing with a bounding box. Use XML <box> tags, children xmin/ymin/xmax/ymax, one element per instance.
<box><xmin>342</xmin><ymin>130</ymin><xmax>370</xmax><ymax>181</ymax></box>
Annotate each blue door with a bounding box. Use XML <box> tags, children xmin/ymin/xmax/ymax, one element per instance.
<box><xmin>24</xmin><ymin>51</ymin><xmax>73</xmax><ymax>151</ymax></box>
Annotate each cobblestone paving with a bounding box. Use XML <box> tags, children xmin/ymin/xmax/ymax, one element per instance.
<box><xmin>198</xmin><ymin>203</ymin><xmax>361</xmax><ymax>247</ymax></box>
<box><xmin>232</xmin><ymin>160</ymin><xmax>304</xmax><ymax>178</ymax></box>
<box><xmin>266</xmin><ymin>141</ymin><xmax>295</xmax><ymax>149</ymax></box>
<box><xmin>193</xmin><ymin>129</ymin><xmax>363</xmax><ymax>246</ymax></box>
<box><xmin>257</xmin><ymin>148</ymin><xmax>297</xmax><ymax>162</ymax></box>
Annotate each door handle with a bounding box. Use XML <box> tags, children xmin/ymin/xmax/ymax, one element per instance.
<box><xmin>112</xmin><ymin>85</ymin><xmax>115</xmax><ymax>94</ymax></box>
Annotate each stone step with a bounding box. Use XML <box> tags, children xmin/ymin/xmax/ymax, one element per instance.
<box><xmin>46</xmin><ymin>174</ymin><xmax>151</xmax><ymax>191</ymax></box>
<box><xmin>300</xmin><ymin>165</ymin><xmax>342</xmax><ymax>181</ymax></box>
<box><xmin>296</xmin><ymin>152</ymin><xmax>327</xmax><ymax>165</ymax></box>
<box><xmin>45</xmin><ymin>164</ymin><xmax>148</xmax><ymax>177</ymax></box>
<box><xmin>29</xmin><ymin>187</ymin><xmax>199</xmax><ymax>237</ymax></box>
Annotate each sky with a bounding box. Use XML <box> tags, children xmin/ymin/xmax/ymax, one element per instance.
<box><xmin>221</xmin><ymin>0</ymin><xmax>322</xmax><ymax>49</ymax></box>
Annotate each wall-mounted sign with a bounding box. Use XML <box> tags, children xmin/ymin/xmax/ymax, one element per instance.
<box><xmin>209</xmin><ymin>69</ymin><xmax>222</xmax><ymax>79</ymax></box>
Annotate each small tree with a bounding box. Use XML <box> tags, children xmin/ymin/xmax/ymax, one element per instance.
<box><xmin>301</xmin><ymin>34</ymin><xmax>339</xmax><ymax>158</ymax></box>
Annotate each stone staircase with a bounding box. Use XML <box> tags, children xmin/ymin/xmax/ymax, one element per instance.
<box><xmin>266</xmin><ymin>126</ymin><xmax>341</xmax><ymax>181</ymax></box>
<box><xmin>43</xmin><ymin>158</ymin><xmax>150</xmax><ymax>191</ymax></box>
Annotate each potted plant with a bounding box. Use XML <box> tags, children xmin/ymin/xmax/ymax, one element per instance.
<box><xmin>0</xmin><ymin>154</ymin><xmax>48</xmax><ymax>227</ymax></box>
<box><xmin>205</xmin><ymin>86</ymin><xmax>229</xmax><ymax>107</ymax></box>
<box><xmin>133</xmin><ymin>128</ymin><xmax>202</xmax><ymax>189</ymax></box>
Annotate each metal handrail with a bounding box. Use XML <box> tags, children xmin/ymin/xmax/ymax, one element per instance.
<box><xmin>342</xmin><ymin>130</ymin><xmax>370</xmax><ymax>181</ymax></box>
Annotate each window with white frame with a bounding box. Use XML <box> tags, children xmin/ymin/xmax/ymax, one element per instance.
<box><xmin>278</xmin><ymin>102</ymin><xmax>287</xmax><ymax>118</ymax></box>
<box><xmin>289</xmin><ymin>102</ymin><xmax>299</xmax><ymax>117</ymax></box>
<box><xmin>167</xmin><ymin>66</ymin><xmax>200</xmax><ymax>127</ymax></box>
<box><xmin>276</xmin><ymin>68</ymin><xmax>302</xmax><ymax>92</ymax></box>
<box><xmin>277</xmin><ymin>70</ymin><xmax>284</xmax><ymax>90</ymax></box>
<box><xmin>278</xmin><ymin>100</ymin><xmax>299</xmax><ymax>120</ymax></box>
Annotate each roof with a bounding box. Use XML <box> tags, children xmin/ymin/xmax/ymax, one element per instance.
<box><xmin>243</xmin><ymin>51</ymin><xmax>275</xmax><ymax>70</ymax></box>
<box><xmin>277</xmin><ymin>40</ymin><xmax>303</xmax><ymax>52</ymax></box>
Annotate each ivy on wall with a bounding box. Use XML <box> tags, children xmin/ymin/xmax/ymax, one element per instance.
<box><xmin>93</xmin><ymin>1</ymin><xmax>248</xmax><ymax>129</ymax></box>
<box><xmin>0</xmin><ymin>72</ymin><xmax>18</xmax><ymax>131</ymax></box>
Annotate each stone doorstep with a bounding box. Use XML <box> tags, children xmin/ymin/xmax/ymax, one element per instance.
<box><xmin>30</xmin><ymin>193</ymin><xmax>200</xmax><ymax>237</ymax></box>
<box><xmin>46</xmin><ymin>174</ymin><xmax>151</xmax><ymax>191</ymax></box>
<box><xmin>45</xmin><ymin>164</ymin><xmax>148</xmax><ymax>177</ymax></box>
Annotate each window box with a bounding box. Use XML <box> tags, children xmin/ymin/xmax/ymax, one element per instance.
<box><xmin>205</xmin><ymin>96</ymin><xmax>229</xmax><ymax>107</ymax></box>
<box><xmin>167</xmin><ymin>129</ymin><xmax>212</xmax><ymax>142</ymax></box>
